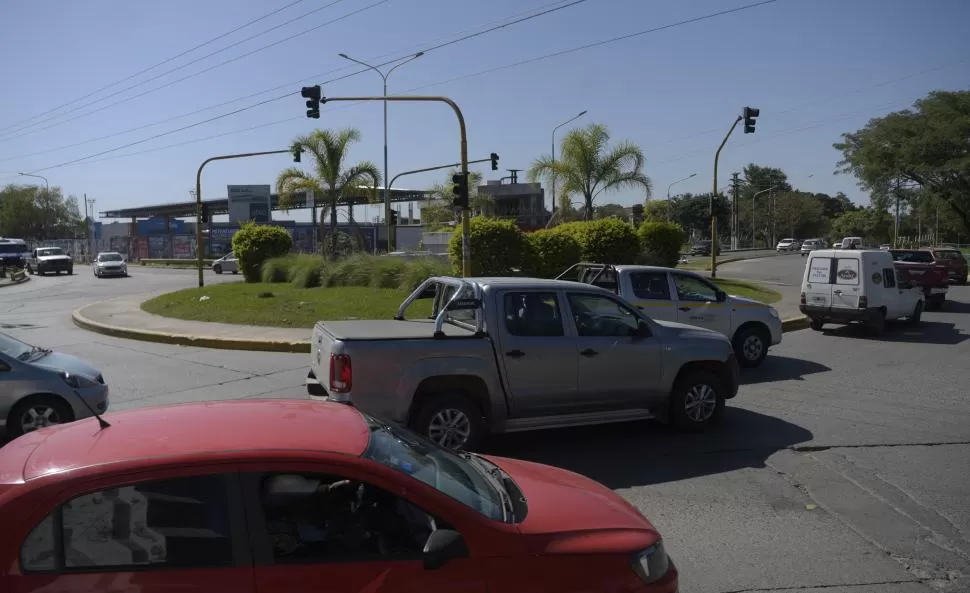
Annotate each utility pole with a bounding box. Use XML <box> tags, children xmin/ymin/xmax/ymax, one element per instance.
<box><xmin>85</xmin><ymin>196</ymin><xmax>96</xmax><ymax>260</ymax></box>
<box><xmin>730</xmin><ymin>172</ymin><xmax>741</xmax><ymax>250</ymax></box>
<box><xmin>893</xmin><ymin>178</ymin><xmax>901</xmax><ymax>247</ymax></box>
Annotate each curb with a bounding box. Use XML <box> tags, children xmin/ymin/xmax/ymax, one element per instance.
<box><xmin>0</xmin><ymin>276</ymin><xmax>31</xmax><ymax>289</ymax></box>
<box><xmin>781</xmin><ymin>315</ymin><xmax>810</xmax><ymax>332</ymax></box>
<box><xmin>71</xmin><ymin>305</ymin><xmax>311</xmax><ymax>354</ymax></box>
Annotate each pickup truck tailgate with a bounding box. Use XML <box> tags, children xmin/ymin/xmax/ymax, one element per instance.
<box><xmin>309</xmin><ymin>322</ymin><xmax>339</xmax><ymax>394</ymax></box>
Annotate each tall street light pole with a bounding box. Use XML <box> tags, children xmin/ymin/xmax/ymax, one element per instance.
<box><xmin>18</xmin><ymin>172</ymin><xmax>49</xmax><ymax>195</ymax></box>
<box><xmin>551</xmin><ymin>110</ymin><xmax>587</xmax><ymax>215</ymax></box>
<box><xmin>338</xmin><ymin>52</ymin><xmax>424</xmax><ymax>252</ymax></box>
<box><xmin>666</xmin><ymin>173</ymin><xmax>697</xmax><ymax>222</ymax></box>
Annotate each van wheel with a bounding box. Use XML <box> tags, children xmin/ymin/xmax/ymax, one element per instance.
<box><xmin>810</xmin><ymin>319</ymin><xmax>824</xmax><ymax>331</ymax></box>
<box><xmin>669</xmin><ymin>371</ymin><xmax>725</xmax><ymax>433</ymax></box>
<box><xmin>732</xmin><ymin>325</ymin><xmax>769</xmax><ymax>368</ymax></box>
<box><xmin>867</xmin><ymin>309</ymin><xmax>886</xmax><ymax>336</ymax></box>
<box><xmin>413</xmin><ymin>394</ymin><xmax>485</xmax><ymax>451</ymax></box>
<box><xmin>908</xmin><ymin>301</ymin><xmax>923</xmax><ymax>325</ymax></box>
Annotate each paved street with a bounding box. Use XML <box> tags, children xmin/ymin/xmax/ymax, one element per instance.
<box><xmin>2</xmin><ymin>267</ymin><xmax>969</xmax><ymax>592</ymax></box>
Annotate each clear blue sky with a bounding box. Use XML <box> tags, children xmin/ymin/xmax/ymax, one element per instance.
<box><xmin>1</xmin><ymin>0</ymin><xmax>967</xmax><ymax>224</ymax></box>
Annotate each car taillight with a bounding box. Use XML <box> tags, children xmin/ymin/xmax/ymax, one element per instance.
<box><xmin>800</xmin><ymin>292</ymin><xmax>806</xmax><ymax>305</ymax></box>
<box><xmin>858</xmin><ymin>296</ymin><xmax>868</xmax><ymax>309</ymax></box>
<box><xmin>329</xmin><ymin>354</ymin><xmax>352</xmax><ymax>393</ymax></box>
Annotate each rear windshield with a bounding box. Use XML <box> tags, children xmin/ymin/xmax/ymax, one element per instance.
<box><xmin>0</xmin><ymin>244</ymin><xmax>26</xmax><ymax>254</ymax></box>
<box><xmin>890</xmin><ymin>250</ymin><xmax>933</xmax><ymax>263</ymax></box>
<box><xmin>933</xmin><ymin>250</ymin><xmax>965</xmax><ymax>261</ymax></box>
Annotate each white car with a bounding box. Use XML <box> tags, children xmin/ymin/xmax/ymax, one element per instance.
<box><xmin>212</xmin><ymin>253</ymin><xmax>238</xmax><ymax>274</ymax></box>
<box><xmin>776</xmin><ymin>238</ymin><xmax>798</xmax><ymax>252</ymax></box>
<box><xmin>562</xmin><ymin>263</ymin><xmax>784</xmax><ymax>368</ymax></box>
<box><xmin>93</xmin><ymin>252</ymin><xmax>128</xmax><ymax>277</ymax></box>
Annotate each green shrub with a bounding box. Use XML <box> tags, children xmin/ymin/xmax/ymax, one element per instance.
<box><xmin>232</xmin><ymin>223</ymin><xmax>293</xmax><ymax>282</ymax></box>
<box><xmin>525</xmin><ymin>229</ymin><xmax>582</xmax><ymax>278</ymax></box>
<box><xmin>637</xmin><ymin>221</ymin><xmax>687</xmax><ymax>268</ymax></box>
<box><xmin>290</xmin><ymin>254</ymin><xmax>327</xmax><ymax>288</ymax></box>
<box><xmin>260</xmin><ymin>256</ymin><xmax>291</xmax><ymax>283</ymax></box>
<box><xmin>321</xmin><ymin>253</ymin><xmax>376</xmax><ymax>287</ymax></box>
<box><xmin>371</xmin><ymin>257</ymin><xmax>408</xmax><ymax>289</ymax></box>
<box><xmin>399</xmin><ymin>257</ymin><xmax>452</xmax><ymax>291</ymax></box>
<box><xmin>555</xmin><ymin>218</ymin><xmax>640</xmax><ymax>263</ymax></box>
<box><xmin>448</xmin><ymin>217</ymin><xmax>528</xmax><ymax>275</ymax></box>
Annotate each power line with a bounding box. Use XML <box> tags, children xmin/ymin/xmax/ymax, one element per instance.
<box><xmin>0</xmin><ymin>0</ymin><xmax>310</xmax><ymax>135</ymax></box>
<box><xmin>0</xmin><ymin>0</ymin><xmax>371</xmax><ymax>142</ymax></box>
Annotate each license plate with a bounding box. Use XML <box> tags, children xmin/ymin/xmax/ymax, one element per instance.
<box><xmin>812</xmin><ymin>296</ymin><xmax>826</xmax><ymax>303</ymax></box>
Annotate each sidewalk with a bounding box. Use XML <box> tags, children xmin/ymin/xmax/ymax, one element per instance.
<box><xmin>73</xmin><ymin>294</ymin><xmax>311</xmax><ymax>353</ymax></box>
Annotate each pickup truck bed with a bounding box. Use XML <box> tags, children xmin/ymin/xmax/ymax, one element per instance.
<box><xmin>889</xmin><ymin>250</ymin><xmax>949</xmax><ymax>310</ymax></box>
<box><xmin>320</xmin><ymin>319</ymin><xmax>476</xmax><ymax>340</ymax></box>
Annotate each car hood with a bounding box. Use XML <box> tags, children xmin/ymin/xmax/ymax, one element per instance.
<box><xmin>37</xmin><ymin>255</ymin><xmax>71</xmax><ymax>261</ymax></box>
<box><xmin>486</xmin><ymin>455</ymin><xmax>659</xmax><ymax>555</ymax></box>
<box><xmin>655</xmin><ymin>318</ymin><xmax>728</xmax><ymax>340</ymax></box>
<box><xmin>31</xmin><ymin>351</ymin><xmax>101</xmax><ymax>380</ymax></box>
<box><xmin>727</xmin><ymin>295</ymin><xmax>771</xmax><ymax>310</ymax></box>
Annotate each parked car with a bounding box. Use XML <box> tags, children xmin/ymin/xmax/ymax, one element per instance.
<box><xmin>308</xmin><ymin>276</ymin><xmax>740</xmax><ymax>450</ymax></box>
<box><xmin>92</xmin><ymin>251</ymin><xmax>128</xmax><ymax>278</ymax></box>
<box><xmin>799</xmin><ymin>249</ymin><xmax>923</xmax><ymax>334</ymax></box>
<box><xmin>212</xmin><ymin>253</ymin><xmax>238</xmax><ymax>274</ymax></box>
<box><xmin>0</xmin><ymin>400</ymin><xmax>679</xmax><ymax>593</ymax></box>
<box><xmin>879</xmin><ymin>244</ymin><xmax>892</xmax><ymax>250</ymax></box>
<box><xmin>687</xmin><ymin>240</ymin><xmax>719</xmax><ymax>256</ymax></box>
<box><xmin>927</xmin><ymin>247</ymin><xmax>968</xmax><ymax>285</ymax></box>
<box><xmin>776</xmin><ymin>238</ymin><xmax>798</xmax><ymax>252</ymax></box>
<box><xmin>800</xmin><ymin>238</ymin><xmax>824</xmax><ymax>256</ymax></box>
<box><xmin>840</xmin><ymin>236</ymin><xmax>864</xmax><ymax>249</ymax></box>
<box><xmin>26</xmin><ymin>246</ymin><xmax>73</xmax><ymax>276</ymax></box>
<box><xmin>560</xmin><ymin>263</ymin><xmax>782</xmax><ymax>368</ymax></box>
<box><xmin>888</xmin><ymin>249</ymin><xmax>950</xmax><ymax>310</ymax></box>
<box><xmin>0</xmin><ymin>332</ymin><xmax>109</xmax><ymax>437</ymax></box>
<box><xmin>0</xmin><ymin>237</ymin><xmax>29</xmax><ymax>270</ymax></box>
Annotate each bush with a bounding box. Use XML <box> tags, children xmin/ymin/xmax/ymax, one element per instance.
<box><xmin>399</xmin><ymin>257</ymin><xmax>451</xmax><ymax>291</ymax></box>
<box><xmin>525</xmin><ymin>229</ymin><xmax>582</xmax><ymax>278</ymax></box>
<box><xmin>321</xmin><ymin>253</ymin><xmax>375</xmax><ymax>287</ymax></box>
<box><xmin>260</xmin><ymin>256</ymin><xmax>291</xmax><ymax>283</ymax></box>
<box><xmin>232</xmin><ymin>223</ymin><xmax>293</xmax><ymax>282</ymax></box>
<box><xmin>555</xmin><ymin>218</ymin><xmax>640</xmax><ymax>264</ymax></box>
<box><xmin>448</xmin><ymin>217</ymin><xmax>528</xmax><ymax>275</ymax></box>
<box><xmin>637</xmin><ymin>222</ymin><xmax>687</xmax><ymax>268</ymax></box>
<box><xmin>290</xmin><ymin>255</ymin><xmax>327</xmax><ymax>288</ymax></box>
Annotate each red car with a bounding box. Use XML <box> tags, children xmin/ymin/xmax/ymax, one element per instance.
<box><xmin>0</xmin><ymin>400</ymin><xmax>677</xmax><ymax>593</ymax></box>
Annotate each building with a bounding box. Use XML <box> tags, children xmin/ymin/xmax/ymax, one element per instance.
<box><xmin>477</xmin><ymin>175</ymin><xmax>548</xmax><ymax>230</ymax></box>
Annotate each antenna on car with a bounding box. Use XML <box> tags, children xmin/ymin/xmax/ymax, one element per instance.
<box><xmin>73</xmin><ymin>389</ymin><xmax>111</xmax><ymax>429</ymax></box>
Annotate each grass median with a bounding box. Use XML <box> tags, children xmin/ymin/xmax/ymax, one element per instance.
<box><xmin>712</xmin><ymin>278</ymin><xmax>782</xmax><ymax>304</ymax></box>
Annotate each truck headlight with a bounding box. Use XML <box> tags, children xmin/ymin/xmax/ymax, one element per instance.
<box><xmin>61</xmin><ymin>372</ymin><xmax>99</xmax><ymax>389</ymax></box>
<box><xmin>631</xmin><ymin>541</ymin><xmax>670</xmax><ymax>584</ymax></box>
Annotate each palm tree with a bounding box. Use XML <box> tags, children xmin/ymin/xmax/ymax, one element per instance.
<box><xmin>276</xmin><ymin>128</ymin><xmax>381</xmax><ymax>256</ymax></box>
<box><xmin>529</xmin><ymin>123</ymin><xmax>652</xmax><ymax>221</ymax></box>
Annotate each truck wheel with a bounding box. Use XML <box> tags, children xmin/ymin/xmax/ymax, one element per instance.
<box><xmin>810</xmin><ymin>319</ymin><xmax>824</xmax><ymax>331</ymax></box>
<box><xmin>414</xmin><ymin>395</ymin><xmax>485</xmax><ymax>451</ymax></box>
<box><xmin>908</xmin><ymin>301</ymin><xmax>923</xmax><ymax>325</ymax></box>
<box><xmin>867</xmin><ymin>309</ymin><xmax>886</xmax><ymax>336</ymax></box>
<box><xmin>27</xmin><ymin>265</ymin><xmax>34</xmax><ymax>275</ymax></box>
<box><xmin>732</xmin><ymin>325</ymin><xmax>769</xmax><ymax>368</ymax></box>
<box><xmin>669</xmin><ymin>371</ymin><xmax>725</xmax><ymax>433</ymax></box>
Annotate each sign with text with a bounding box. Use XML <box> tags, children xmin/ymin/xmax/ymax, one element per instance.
<box><xmin>227</xmin><ymin>185</ymin><xmax>272</xmax><ymax>224</ymax></box>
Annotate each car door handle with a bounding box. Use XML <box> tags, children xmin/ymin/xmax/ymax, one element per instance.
<box><xmin>579</xmin><ymin>348</ymin><xmax>598</xmax><ymax>357</ymax></box>
<box><xmin>678</xmin><ymin>306</ymin><xmax>690</xmax><ymax>312</ymax></box>
<box><xmin>505</xmin><ymin>350</ymin><xmax>525</xmax><ymax>358</ymax></box>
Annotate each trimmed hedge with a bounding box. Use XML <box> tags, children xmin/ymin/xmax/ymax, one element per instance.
<box><xmin>526</xmin><ymin>229</ymin><xmax>582</xmax><ymax>278</ymax></box>
<box><xmin>554</xmin><ymin>218</ymin><xmax>640</xmax><ymax>264</ymax></box>
<box><xmin>637</xmin><ymin>221</ymin><xmax>687</xmax><ymax>267</ymax></box>
<box><xmin>232</xmin><ymin>223</ymin><xmax>293</xmax><ymax>282</ymax></box>
<box><xmin>448</xmin><ymin>217</ymin><xmax>528</xmax><ymax>275</ymax></box>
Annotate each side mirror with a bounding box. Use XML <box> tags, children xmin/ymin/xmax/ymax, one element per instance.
<box><xmin>716</xmin><ymin>290</ymin><xmax>727</xmax><ymax>303</ymax></box>
<box><xmin>422</xmin><ymin>529</ymin><xmax>468</xmax><ymax>570</ymax></box>
<box><xmin>632</xmin><ymin>319</ymin><xmax>651</xmax><ymax>340</ymax></box>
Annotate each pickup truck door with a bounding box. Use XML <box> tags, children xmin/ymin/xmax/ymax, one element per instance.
<box><xmin>494</xmin><ymin>290</ymin><xmax>579</xmax><ymax>417</ymax></box>
<box><xmin>625</xmin><ymin>270</ymin><xmax>678</xmax><ymax>323</ymax></box>
<box><xmin>670</xmin><ymin>273</ymin><xmax>733</xmax><ymax>336</ymax></box>
<box><xmin>564</xmin><ymin>292</ymin><xmax>662</xmax><ymax>411</ymax></box>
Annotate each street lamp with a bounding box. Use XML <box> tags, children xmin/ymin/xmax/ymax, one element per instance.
<box><xmin>666</xmin><ymin>173</ymin><xmax>697</xmax><ymax>221</ymax></box>
<box><xmin>18</xmin><ymin>172</ymin><xmax>49</xmax><ymax>194</ymax></box>
<box><xmin>752</xmin><ymin>185</ymin><xmax>777</xmax><ymax>248</ymax></box>
<box><xmin>551</xmin><ymin>110</ymin><xmax>587</xmax><ymax>213</ymax></box>
<box><xmin>338</xmin><ymin>51</ymin><xmax>424</xmax><ymax>251</ymax></box>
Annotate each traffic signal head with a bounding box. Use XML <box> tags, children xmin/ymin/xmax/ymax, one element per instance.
<box><xmin>200</xmin><ymin>204</ymin><xmax>210</xmax><ymax>224</ymax></box>
<box><xmin>743</xmin><ymin>106</ymin><xmax>760</xmax><ymax>134</ymax></box>
<box><xmin>301</xmin><ymin>85</ymin><xmax>322</xmax><ymax>119</ymax></box>
<box><xmin>390</xmin><ymin>210</ymin><xmax>399</xmax><ymax>225</ymax></box>
<box><xmin>452</xmin><ymin>172</ymin><xmax>469</xmax><ymax>209</ymax></box>
<box><xmin>490</xmin><ymin>152</ymin><xmax>499</xmax><ymax>171</ymax></box>
<box><xmin>291</xmin><ymin>145</ymin><xmax>304</xmax><ymax>163</ymax></box>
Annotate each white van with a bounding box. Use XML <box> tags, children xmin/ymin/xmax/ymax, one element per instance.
<box><xmin>840</xmin><ymin>236</ymin><xmax>864</xmax><ymax>249</ymax></box>
<box><xmin>799</xmin><ymin>249</ymin><xmax>923</xmax><ymax>335</ymax></box>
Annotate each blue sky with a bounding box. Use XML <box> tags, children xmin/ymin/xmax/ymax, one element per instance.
<box><xmin>0</xmin><ymin>0</ymin><xmax>967</xmax><ymax>224</ymax></box>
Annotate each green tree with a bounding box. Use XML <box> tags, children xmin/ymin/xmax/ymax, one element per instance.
<box><xmin>835</xmin><ymin>90</ymin><xmax>970</xmax><ymax>234</ymax></box>
<box><xmin>829</xmin><ymin>208</ymin><xmax>892</xmax><ymax>245</ymax></box>
<box><xmin>529</xmin><ymin>123</ymin><xmax>652</xmax><ymax>221</ymax></box>
<box><xmin>593</xmin><ymin>203</ymin><xmax>628</xmax><ymax>220</ymax></box>
<box><xmin>773</xmin><ymin>191</ymin><xmax>825</xmax><ymax>239</ymax></box>
<box><xmin>276</xmin><ymin>128</ymin><xmax>380</xmax><ymax>256</ymax></box>
<box><xmin>0</xmin><ymin>184</ymin><xmax>84</xmax><ymax>239</ymax></box>
<box><xmin>428</xmin><ymin>170</ymin><xmax>491</xmax><ymax>216</ymax></box>
<box><xmin>641</xmin><ymin>200</ymin><xmax>669</xmax><ymax>223</ymax></box>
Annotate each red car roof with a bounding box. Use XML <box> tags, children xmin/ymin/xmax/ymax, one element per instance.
<box><xmin>3</xmin><ymin>400</ymin><xmax>371</xmax><ymax>482</ymax></box>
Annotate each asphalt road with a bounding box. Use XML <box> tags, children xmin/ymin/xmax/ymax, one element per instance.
<box><xmin>2</xmin><ymin>265</ymin><xmax>969</xmax><ymax>593</ymax></box>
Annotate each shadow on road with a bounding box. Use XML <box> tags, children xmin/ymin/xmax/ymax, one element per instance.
<box><xmin>941</xmin><ymin>298</ymin><xmax>970</xmax><ymax>314</ymax></box>
<box><xmin>486</xmin><ymin>408</ymin><xmax>812</xmax><ymax>489</ymax></box>
<box><xmin>742</xmin><ymin>355</ymin><xmax>830</xmax><ymax>385</ymax></box>
<box><xmin>822</xmin><ymin>320</ymin><xmax>967</xmax><ymax>345</ymax></box>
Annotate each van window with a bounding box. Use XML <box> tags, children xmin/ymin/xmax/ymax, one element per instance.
<box><xmin>835</xmin><ymin>258</ymin><xmax>860</xmax><ymax>285</ymax></box>
<box><xmin>882</xmin><ymin>268</ymin><xmax>896</xmax><ymax>288</ymax></box>
<box><xmin>807</xmin><ymin>257</ymin><xmax>833</xmax><ymax>284</ymax></box>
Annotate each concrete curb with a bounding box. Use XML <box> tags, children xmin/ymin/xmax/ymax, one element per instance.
<box><xmin>781</xmin><ymin>315</ymin><xmax>810</xmax><ymax>332</ymax></box>
<box><xmin>0</xmin><ymin>276</ymin><xmax>31</xmax><ymax>289</ymax></box>
<box><xmin>71</xmin><ymin>305</ymin><xmax>311</xmax><ymax>354</ymax></box>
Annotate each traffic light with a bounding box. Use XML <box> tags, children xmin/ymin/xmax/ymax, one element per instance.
<box><xmin>291</xmin><ymin>145</ymin><xmax>304</xmax><ymax>163</ymax></box>
<box><xmin>389</xmin><ymin>210</ymin><xmax>399</xmax><ymax>225</ymax></box>
<box><xmin>490</xmin><ymin>152</ymin><xmax>499</xmax><ymax>171</ymax></box>
<box><xmin>200</xmin><ymin>203</ymin><xmax>210</xmax><ymax>224</ymax></box>
<box><xmin>743</xmin><ymin>106</ymin><xmax>760</xmax><ymax>134</ymax></box>
<box><xmin>452</xmin><ymin>172</ymin><xmax>469</xmax><ymax>209</ymax></box>
<box><xmin>301</xmin><ymin>85</ymin><xmax>322</xmax><ymax>119</ymax></box>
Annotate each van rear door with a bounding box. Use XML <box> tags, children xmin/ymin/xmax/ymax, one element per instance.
<box><xmin>805</xmin><ymin>255</ymin><xmax>834</xmax><ymax>308</ymax></box>
<box><xmin>831</xmin><ymin>256</ymin><xmax>862</xmax><ymax>310</ymax></box>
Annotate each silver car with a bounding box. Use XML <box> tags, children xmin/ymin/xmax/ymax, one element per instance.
<box><xmin>212</xmin><ymin>253</ymin><xmax>238</xmax><ymax>274</ymax></box>
<box><xmin>0</xmin><ymin>332</ymin><xmax>109</xmax><ymax>438</ymax></box>
<box><xmin>93</xmin><ymin>251</ymin><xmax>128</xmax><ymax>277</ymax></box>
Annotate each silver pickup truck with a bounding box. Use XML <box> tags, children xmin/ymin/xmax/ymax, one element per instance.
<box><xmin>307</xmin><ymin>276</ymin><xmax>740</xmax><ymax>451</ymax></box>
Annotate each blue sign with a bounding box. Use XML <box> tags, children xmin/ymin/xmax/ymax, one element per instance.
<box><xmin>137</xmin><ymin>217</ymin><xmax>185</xmax><ymax>235</ymax></box>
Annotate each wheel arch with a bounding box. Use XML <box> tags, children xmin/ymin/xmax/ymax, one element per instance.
<box><xmin>407</xmin><ymin>375</ymin><xmax>491</xmax><ymax>429</ymax></box>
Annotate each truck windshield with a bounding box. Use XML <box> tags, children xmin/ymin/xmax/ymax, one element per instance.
<box><xmin>362</xmin><ymin>415</ymin><xmax>507</xmax><ymax>522</ymax></box>
<box><xmin>38</xmin><ymin>248</ymin><xmax>65</xmax><ymax>256</ymax></box>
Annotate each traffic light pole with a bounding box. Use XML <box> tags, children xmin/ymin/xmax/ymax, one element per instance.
<box><xmin>321</xmin><ymin>96</ymin><xmax>471</xmax><ymax>276</ymax></box>
<box><xmin>710</xmin><ymin>115</ymin><xmax>742</xmax><ymax>279</ymax></box>
<box><xmin>195</xmin><ymin>149</ymin><xmax>298</xmax><ymax>288</ymax></box>
<box><xmin>388</xmin><ymin>157</ymin><xmax>494</xmax><ymax>191</ymax></box>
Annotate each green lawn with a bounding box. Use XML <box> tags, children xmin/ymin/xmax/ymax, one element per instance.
<box><xmin>712</xmin><ymin>278</ymin><xmax>782</xmax><ymax>304</ymax></box>
<box><xmin>142</xmin><ymin>283</ymin><xmax>432</xmax><ymax>328</ymax></box>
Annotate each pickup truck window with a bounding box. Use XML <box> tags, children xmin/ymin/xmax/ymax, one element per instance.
<box><xmin>437</xmin><ymin>285</ymin><xmax>477</xmax><ymax>323</ymax></box>
<box><xmin>671</xmin><ymin>274</ymin><xmax>718</xmax><ymax>302</ymax></box>
<box><xmin>630</xmin><ymin>271</ymin><xmax>670</xmax><ymax>300</ymax></box>
<box><xmin>567</xmin><ymin>293</ymin><xmax>639</xmax><ymax>337</ymax></box>
<box><xmin>503</xmin><ymin>292</ymin><xmax>564</xmax><ymax>337</ymax></box>
<box><xmin>890</xmin><ymin>250</ymin><xmax>934</xmax><ymax>263</ymax></box>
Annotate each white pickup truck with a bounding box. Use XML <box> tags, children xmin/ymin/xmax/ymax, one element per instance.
<box><xmin>559</xmin><ymin>263</ymin><xmax>783</xmax><ymax>368</ymax></box>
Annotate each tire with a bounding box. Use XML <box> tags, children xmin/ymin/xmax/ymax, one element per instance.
<box><xmin>7</xmin><ymin>395</ymin><xmax>74</xmax><ymax>438</ymax></box>
<box><xmin>231</xmin><ymin>270</ymin><xmax>238</xmax><ymax>275</ymax></box>
<box><xmin>669</xmin><ymin>370</ymin><xmax>725</xmax><ymax>433</ymax></box>
<box><xmin>27</xmin><ymin>265</ymin><xmax>34</xmax><ymax>275</ymax></box>
<box><xmin>213</xmin><ymin>265</ymin><xmax>222</xmax><ymax>274</ymax></box>
<box><xmin>908</xmin><ymin>301</ymin><xmax>923</xmax><ymax>325</ymax></box>
<box><xmin>867</xmin><ymin>309</ymin><xmax>886</xmax><ymax>336</ymax></box>
<box><xmin>810</xmin><ymin>318</ymin><xmax>824</xmax><ymax>331</ymax></box>
<box><xmin>67</xmin><ymin>268</ymin><xmax>73</xmax><ymax>275</ymax></box>
<box><xmin>732</xmin><ymin>325</ymin><xmax>769</xmax><ymax>368</ymax></box>
<box><xmin>413</xmin><ymin>394</ymin><xmax>486</xmax><ymax>451</ymax></box>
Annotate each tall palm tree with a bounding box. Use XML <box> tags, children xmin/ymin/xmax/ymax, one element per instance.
<box><xmin>276</xmin><ymin>128</ymin><xmax>381</xmax><ymax>256</ymax></box>
<box><xmin>529</xmin><ymin>123</ymin><xmax>652</xmax><ymax>221</ymax></box>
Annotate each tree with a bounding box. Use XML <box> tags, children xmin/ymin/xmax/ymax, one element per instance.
<box><xmin>0</xmin><ymin>184</ymin><xmax>84</xmax><ymax>239</ymax></box>
<box><xmin>276</xmin><ymin>128</ymin><xmax>380</xmax><ymax>257</ymax></box>
<box><xmin>593</xmin><ymin>203</ymin><xmax>628</xmax><ymax>220</ymax></box>
<box><xmin>641</xmin><ymin>200</ymin><xmax>669</xmax><ymax>223</ymax></box>
<box><xmin>773</xmin><ymin>191</ymin><xmax>825</xmax><ymax>239</ymax></box>
<box><xmin>829</xmin><ymin>208</ymin><xmax>892</xmax><ymax>245</ymax></box>
<box><xmin>428</xmin><ymin>170</ymin><xmax>490</xmax><ymax>215</ymax></box>
<box><xmin>529</xmin><ymin>123</ymin><xmax>652</xmax><ymax>221</ymax></box>
<box><xmin>668</xmin><ymin>193</ymin><xmax>730</xmax><ymax>240</ymax></box>
<box><xmin>835</xmin><ymin>90</ymin><xmax>970</xmax><ymax>235</ymax></box>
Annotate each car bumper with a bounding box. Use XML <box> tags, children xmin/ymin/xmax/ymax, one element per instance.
<box><xmin>97</xmin><ymin>266</ymin><xmax>127</xmax><ymax>276</ymax></box>
<box><xmin>799</xmin><ymin>304</ymin><xmax>876</xmax><ymax>323</ymax></box>
<box><xmin>66</xmin><ymin>384</ymin><xmax>110</xmax><ymax>420</ymax></box>
<box><xmin>39</xmin><ymin>260</ymin><xmax>72</xmax><ymax>271</ymax></box>
<box><xmin>724</xmin><ymin>354</ymin><xmax>740</xmax><ymax>399</ymax></box>
<box><xmin>768</xmin><ymin>316</ymin><xmax>784</xmax><ymax>345</ymax></box>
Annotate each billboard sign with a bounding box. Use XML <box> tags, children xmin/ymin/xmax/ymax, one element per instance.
<box><xmin>227</xmin><ymin>185</ymin><xmax>272</xmax><ymax>224</ymax></box>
